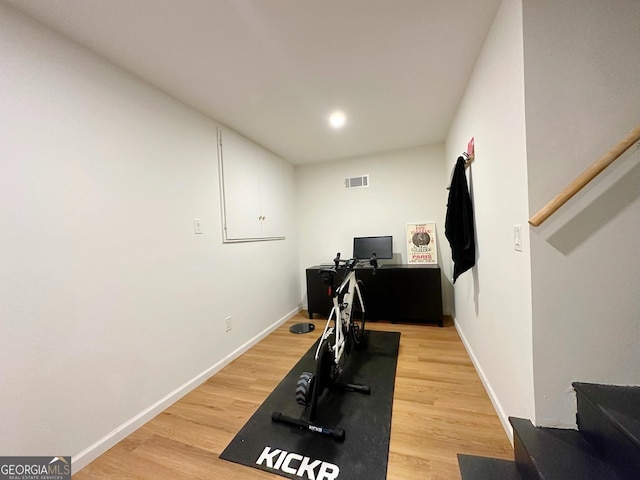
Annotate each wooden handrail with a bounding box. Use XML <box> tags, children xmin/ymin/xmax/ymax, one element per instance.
<box><xmin>529</xmin><ymin>123</ymin><xmax>640</xmax><ymax>227</ymax></box>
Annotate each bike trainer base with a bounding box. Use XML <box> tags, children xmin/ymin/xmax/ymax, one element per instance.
<box><xmin>220</xmin><ymin>330</ymin><xmax>401</xmax><ymax>480</ymax></box>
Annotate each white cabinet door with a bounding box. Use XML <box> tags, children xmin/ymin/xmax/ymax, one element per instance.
<box><xmin>258</xmin><ymin>148</ymin><xmax>286</xmax><ymax>239</ymax></box>
<box><xmin>219</xmin><ymin>128</ymin><xmax>262</xmax><ymax>240</ymax></box>
<box><xmin>218</xmin><ymin>128</ymin><xmax>286</xmax><ymax>241</ymax></box>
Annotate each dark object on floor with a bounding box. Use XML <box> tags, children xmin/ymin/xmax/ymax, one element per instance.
<box><xmin>458</xmin><ymin>454</ymin><xmax>521</xmax><ymax>479</ymax></box>
<box><xmin>220</xmin><ymin>330</ymin><xmax>400</xmax><ymax>480</ymax></box>
<box><xmin>289</xmin><ymin>323</ymin><xmax>315</xmax><ymax>334</ymax></box>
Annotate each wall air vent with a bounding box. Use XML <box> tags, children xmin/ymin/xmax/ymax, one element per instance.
<box><xmin>344</xmin><ymin>174</ymin><xmax>369</xmax><ymax>189</ymax></box>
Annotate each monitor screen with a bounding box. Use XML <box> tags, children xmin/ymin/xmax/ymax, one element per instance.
<box><xmin>353</xmin><ymin>235</ymin><xmax>393</xmax><ymax>260</ymax></box>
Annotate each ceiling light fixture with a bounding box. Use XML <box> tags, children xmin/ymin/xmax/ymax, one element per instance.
<box><xmin>329</xmin><ymin>110</ymin><xmax>346</xmax><ymax>129</ymax></box>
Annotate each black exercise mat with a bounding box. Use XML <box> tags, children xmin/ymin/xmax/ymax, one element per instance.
<box><xmin>220</xmin><ymin>330</ymin><xmax>401</xmax><ymax>480</ymax></box>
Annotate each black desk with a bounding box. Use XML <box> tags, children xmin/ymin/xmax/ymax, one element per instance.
<box><xmin>306</xmin><ymin>264</ymin><xmax>443</xmax><ymax>327</ymax></box>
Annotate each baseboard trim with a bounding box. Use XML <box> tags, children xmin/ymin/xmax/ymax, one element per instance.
<box><xmin>72</xmin><ymin>305</ymin><xmax>301</xmax><ymax>472</ymax></box>
<box><xmin>454</xmin><ymin>318</ymin><xmax>514</xmax><ymax>445</ymax></box>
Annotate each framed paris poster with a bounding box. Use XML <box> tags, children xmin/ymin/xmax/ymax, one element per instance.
<box><xmin>406</xmin><ymin>222</ymin><xmax>438</xmax><ymax>264</ymax></box>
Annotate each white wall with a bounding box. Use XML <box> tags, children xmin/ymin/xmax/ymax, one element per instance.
<box><xmin>445</xmin><ymin>0</ymin><xmax>534</xmax><ymax>441</ymax></box>
<box><xmin>523</xmin><ymin>0</ymin><xmax>640</xmax><ymax>427</ymax></box>
<box><xmin>295</xmin><ymin>145</ymin><xmax>453</xmax><ymax>314</ymax></box>
<box><xmin>0</xmin><ymin>4</ymin><xmax>299</xmax><ymax>467</ymax></box>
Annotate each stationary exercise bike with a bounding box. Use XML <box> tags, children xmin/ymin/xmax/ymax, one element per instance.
<box><xmin>272</xmin><ymin>253</ymin><xmax>377</xmax><ymax>441</ymax></box>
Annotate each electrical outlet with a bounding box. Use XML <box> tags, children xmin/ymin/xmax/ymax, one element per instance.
<box><xmin>225</xmin><ymin>316</ymin><xmax>232</xmax><ymax>332</ymax></box>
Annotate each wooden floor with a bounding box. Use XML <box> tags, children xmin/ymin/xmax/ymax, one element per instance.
<box><xmin>73</xmin><ymin>313</ymin><xmax>513</xmax><ymax>479</ymax></box>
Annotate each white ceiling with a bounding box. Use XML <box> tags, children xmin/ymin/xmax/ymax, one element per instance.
<box><xmin>4</xmin><ymin>0</ymin><xmax>501</xmax><ymax>164</ymax></box>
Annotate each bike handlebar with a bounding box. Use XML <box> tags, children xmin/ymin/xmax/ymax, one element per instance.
<box><xmin>333</xmin><ymin>252</ymin><xmax>378</xmax><ymax>272</ymax></box>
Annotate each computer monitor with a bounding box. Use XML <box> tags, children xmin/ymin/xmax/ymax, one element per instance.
<box><xmin>353</xmin><ymin>235</ymin><xmax>393</xmax><ymax>260</ymax></box>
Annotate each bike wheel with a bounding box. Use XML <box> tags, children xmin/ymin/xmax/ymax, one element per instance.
<box><xmin>296</xmin><ymin>372</ymin><xmax>315</xmax><ymax>405</ymax></box>
<box><xmin>317</xmin><ymin>336</ymin><xmax>339</xmax><ymax>389</ymax></box>
<box><xmin>351</xmin><ymin>280</ymin><xmax>366</xmax><ymax>346</ymax></box>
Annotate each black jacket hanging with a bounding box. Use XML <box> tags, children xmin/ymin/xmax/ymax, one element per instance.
<box><xmin>445</xmin><ymin>156</ymin><xmax>476</xmax><ymax>283</ymax></box>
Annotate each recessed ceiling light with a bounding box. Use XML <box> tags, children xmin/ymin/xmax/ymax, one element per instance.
<box><xmin>329</xmin><ymin>110</ymin><xmax>346</xmax><ymax>129</ymax></box>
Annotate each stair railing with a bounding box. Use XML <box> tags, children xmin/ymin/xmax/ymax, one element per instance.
<box><xmin>529</xmin><ymin>123</ymin><xmax>640</xmax><ymax>227</ymax></box>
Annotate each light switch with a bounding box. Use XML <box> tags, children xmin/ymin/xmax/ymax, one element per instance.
<box><xmin>193</xmin><ymin>219</ymin><xmax>203</xmax><ymax>234</ymax></box>
<box><xmin>514</xmin><ymin>225</ymin><xmax>522</xmax><ymax>251</ymax></box>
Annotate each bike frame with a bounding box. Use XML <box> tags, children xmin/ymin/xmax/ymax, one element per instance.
<box><xmin>271</xmin><ymin>255</ymin><xmax>374</xmax><ymax>441</ymax></box>
<box><xmin>315</xmin><ymin>262</ymin><xmax>365</xmax><ymax>366</ymax></box>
